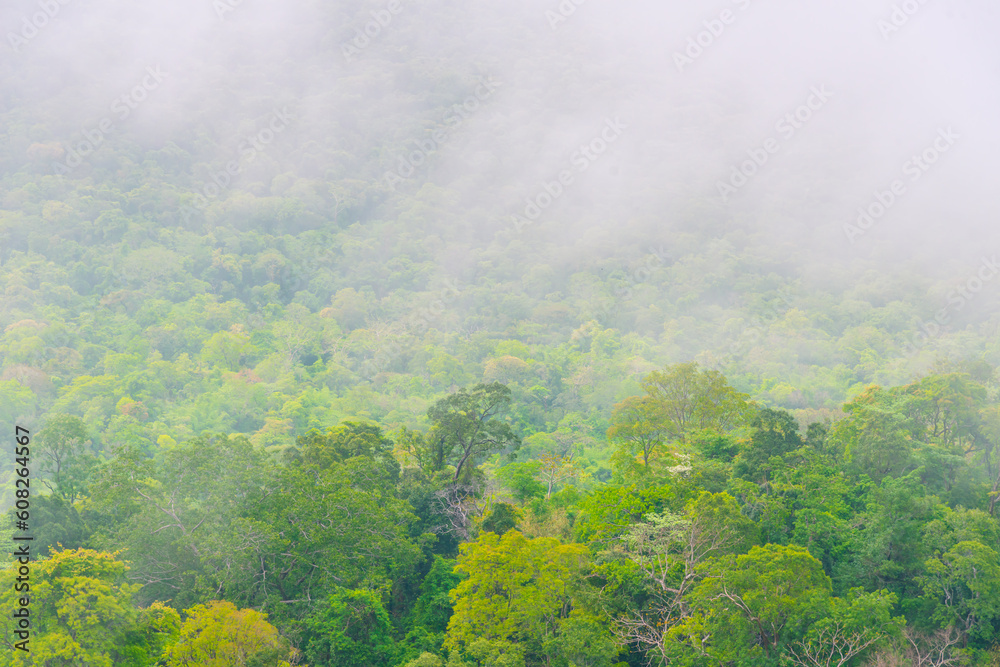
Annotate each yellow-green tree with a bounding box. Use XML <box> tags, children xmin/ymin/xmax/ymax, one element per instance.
<box><xmin>0</xmin><ymin>548</ymin><xmax>179</xmax><ymax>666</ymax></box>
<box><xmin>640</xmin><ymin>362</ymin><xmax>753</xmax><ymax>442</ymax></box>
<box><xmin>609</xmin><ymin>363</ymin><xmax>753</xmax><ymax>474</ymax></box>
<box><xmin>607</xmin><ymin>395</ymin><xmax>670</xmax><ymax>470</ymax></box>
<box><xmin>444</xmin><ymin>531</ymin><xmax>586</xmax><ymax>659</ymax></box>
<box><xmin>163</xmin><ymin>600</ymin><xmax>300</xmax><ymax>667</ymax></box>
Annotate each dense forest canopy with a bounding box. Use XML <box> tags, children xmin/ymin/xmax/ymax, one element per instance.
<box><xmin>1</xmin><ymin>0</ymin><xmax>1000</xmax><ymax>665</ymax></box>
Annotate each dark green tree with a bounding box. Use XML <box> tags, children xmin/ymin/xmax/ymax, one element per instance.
<box><xmin>303</xmin><ymin>588</ymin><xmax>398</xmax><ymax>667</ymax></box>
<box><xmin>425</xmin><ymin>382</ymin><xmax>521</xmax><ymax>482</ymax></box>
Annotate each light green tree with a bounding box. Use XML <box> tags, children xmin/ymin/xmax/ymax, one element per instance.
<box><xmin>0</xmin><ymin>548</ymin><xmax>180</xmax><ymax>666</ymax></box>
<box><xmin>445</xmin><ymin>531</ymin><xmax>586</xmax><ymax>659</ymax></box>
<box><xmin>163</xmin><ymin>600</ymin><xmax>299</xmax><ymax>666</ymax></box>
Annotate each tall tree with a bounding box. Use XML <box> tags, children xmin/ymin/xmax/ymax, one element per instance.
<box><xmin>35</xmin><ymin>414</ymin><xmax>97</xmax><ymax>504</ymax></box>
<box><xmin>163</xmin><ymin>600</ymin><xmax>299</xmax><ymax>667</ymax></box>
<box><xmin>734</xmin><ymin>408</ymin><xmax>805</xmax><ymax>484</ymax></box>
<box><xmin>673</xmin><ymin>544</ymin><xmax>833</xmax><ymax>664</ymax></box>
<box><xmin>640</xmin><ymin>362</ymin><xmax>753</xmax><ymax>442</ymax></box>
<box><xmin>827</xmin><ymin>386</ymin><xmax>916</xmax><ymax>482</ymax></box>
<box><xmin>0</xmin><ymin>549</ymin><xmax>180</xmax><ymax>666</ymax></box>
<box><xmin>607</xmin><ymin>395</ymin><xmax>671</xmax><ymax>470</ymax></box>
<box><xmin>615</xmin><ymin>492</ymin><xmax>756</xmax><ymax>664</ymax></box>
<box><xmin>426</xmin><ymin>382</ymin><xmax>521</xmax><ymax>482</ymax></box>
<box><xmin>445</xmin><ymin>531</ymin><xmax>586</xmax><ymax>660</ymax></box>
<box><xmin>303</xmin><ymin>588</ymin><xmax>397</xmax><ymax>667</ymax></box>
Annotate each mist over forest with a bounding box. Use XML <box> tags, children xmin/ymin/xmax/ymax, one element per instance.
<box><xmin>2</xmin><ymin>1</ymin><xmax>1000</xmax><ymax>665</ymax></box>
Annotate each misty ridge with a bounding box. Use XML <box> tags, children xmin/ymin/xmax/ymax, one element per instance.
<box><xmin>0</xmin><ymin>0</ymin><xmax>996</xmax><ymax>406</ymax></box>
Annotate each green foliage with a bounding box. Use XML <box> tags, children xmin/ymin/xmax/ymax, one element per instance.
<box><xmin>482</xmin><ymin>502</ymin><xmax>523</xmax><ymax>536</ymax></box>
<box><xmin>18</xmin><ymin>493</ymin><xmax>93</xmax><ymax>558</ymax></box>
<box><xmin>445</xmin><ymin>531</ymin><xmax>586</xmax><ymax>659</ymax></box>
<box><xmin>543</xmin><ymin>611</ymin><xmax>622</xmax><ymax>667</ymax></box>
<box><xmin>426</xmin><ymin>383</ymin><xmax>522</xmax><ymax>482</ymax></box>
<box><xmin>403</xmin><ymin>653</ymin><xmax>445</xmax><ymax>667</ymax></box>
<box><xmin>674</xmin><ymin>544</ymin><xmax>833</xmax><ymax>663</ymax></box>
<box><xmin>828</xmin><ymin>386</ymin><xmax>916</xmax><ymax>482</ymax></box>
<box><xmin>0</xmin><ymin>549</ymin><xmax>179</xmax><ymax>666</ymax></box>
<box><xmin>411</xmin><ymin>556</ymin><xmax>464</xmax><ymax>635</ymax></box>
<box><xmin>35</xmin><ymin>414</ymin><xmax>97</xmax><ymax>504</ymax></box>
<box><xmin>640</xmin><ymin>363</ymin><xmax>754</xmax><ymax>442</ymax></box>
<box><xmin>163</xmin><ymin>600</ymin><xmax>298</xmax><ymax>666</ymax></box>
<box><xmin>497</xmin><ymin>461</ymin><xmax>547</xmax><ymax>504</ymax></box>
<box><xmin>733</xmin><ymin>408</ymin><xmax>804</xmax><ymax>484</ymax></box>
<box><xmin>304</xmin><ymin>588</ymin><xmax>397</xmax><ymax>667</ymax></box>
<box><xmin>294</xmin><ymin>420</ymin><xmax>396</xmax><ymax>468</ymax></box>
<box><xmin>920</xmin><ymin>541</ymin><xmax>1000</xmax><ymax>643</ymax></box>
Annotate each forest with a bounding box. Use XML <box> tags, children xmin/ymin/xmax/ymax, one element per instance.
<box><xmin>7</xmin><ymin>364</ymin><xmax>1000</xmax><ymax>666</ymax></box>
<box><xmin>2</xmin><ymin>0</ymin><xmax>1000</xmax><ymax>665</ymax></box>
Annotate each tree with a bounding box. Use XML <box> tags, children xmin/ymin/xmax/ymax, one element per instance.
<box><xmin>834</xmin><ymin>472</ymin><xmax>938</xmax><ymax>597</ymax></box>
<box><xmin>294</xmin><ymin>420</ymin><xmax>395</xmax><ymax>467</ymax></box>
<box><xmin>615</xmin><ymin>492</ymin><xmax>756</xmax><ymax>664</ymax></box>
<box><xmin>411</xmin><ymin>556</ymin><xmax>464</xmax><ymax>635</ymax></box>
<box><xmin>896</xmin><ymin>373</ymin><xmax>986</xmax><ymax>450</ymax></box>
<box><xmin>481</xmin><ymin>501</ymin><xmax>523</xmax><ymax>535</ymax></box>
<box><xmin>426</xmin><ymin>382</ymin><xmax>521</xmax><ymax>482</ymax></box>
<box><xmin>292</xmin><ymin>420</ymin><xmax>401</xmax><ymax>485</ymax></box>
<box><xmin>496</xmin><ymin>461</ymin><xmax>546</xmax><ymax>504</ymax></box>
<box><xmin>640</xmin><ymin>362</ymin><xmax>753</xmax><ymax>442</ymax></box>
<box><xmin>903</xmin><ymin>626</ymin><xmax>965</xmax><ymax>666</ymax></box>
<box><xmin>827</xmin><ymin>386</ymin><xmax>915</xmax><ymax>482</ymax></box>
<box><xmin>919</xmin><ymin>540</ymin><xmax>1000</xmax><ymax>645</ymax></box>
<box><xmin>0</xmin><ymin>548</ymin><xmax>180</xmax><ymax>666</ymax></box>
<box><xmin>163</xmin><ymin>600</ymin><xmax>299</xmax><ymax>666</ymax></box>
<box><xmin>303</xmin><ymin>588</ymin><xmax>397</xmax><ymax>667</ymax></box>
<box><xmin>240</xmin><ymin>460</ymin><xmax>422</xmax><ymax>618</ymax></box>
<box><xmin>403</xmin><ymin>654</ymin><xmax>445</xmax><ymax>667</ymax></box>
<box><xmin>35</xmin><ymin>414</ymin><xmax>97</xmax><ymax>504</ymax></box>
<box><xmin>544</xmin><ymin>611</ymin><xmax>622</xmax><ymax>667</ymax></box>
<box><xmin>974</xmin><ymin>404</ymin><xmax>1000</xmax><ymax>516</ymax></box>
<box><xmin>672</xmin><ymin>544</ymin><xmax>833</xmax><ymax>664</ymax></box>
<box><xmin>20</xmin><ymin>493</ymin><xmax>93</xmax><ymax>558</ymax></box>
<box><xmin>607</xmin><ymin>395</ymin><xmax>671</xmax><ymax>470</ymax></box>
<box><xmin>199</xmin><ymin>329</ymin><xmax>251</xmax><ymax>371</ymax></box>
<box><xmin>537</xmin><ymin>451</ymin><xmax>582</xmax><ymax>499</ymax></box>
<box><xmin>863</xmin><ymin>626</ymin><xmax>966</xmax><ymax>667</ymax></box>
<box><xmin>88</xmin><ymin>435</ymin><xmax>275</xmax><ymax>610</ymax></box>
<box><xmin>445</xmin><ymin>531</ymin><xmax>586</xmax><ymax>658</ymax></box>
<box><xmin>785</xmin><ymin>588</ymin><xmax>901</xmax><ymax>667</ymax></box>
<box><xmin>733</xmin><ymin>408</ymin><xmax>804</xmax><ymax>484</ymax></box>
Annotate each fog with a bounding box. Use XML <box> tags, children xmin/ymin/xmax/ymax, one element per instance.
<box><xmin>3</xmin><ymin>0</ymin><xmax>1000</xmax><ymax>323</ymax></box>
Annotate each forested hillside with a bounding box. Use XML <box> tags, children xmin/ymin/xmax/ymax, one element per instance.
<box><xmin>2</xmin><ymin>0</ymin><xmax>1000</xmax><ymax>665</ymax></box>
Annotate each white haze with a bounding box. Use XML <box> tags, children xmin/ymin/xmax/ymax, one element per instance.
<box><xmin>2</xmin><ymin>0</ymin><xmax>999</xmax><ymax>319</ymax></box>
